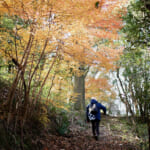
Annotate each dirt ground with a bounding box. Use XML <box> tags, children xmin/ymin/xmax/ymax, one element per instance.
<box><xmin>41</xmin><ymin>116</ymin><xmax>140</xmax><ymax>150</ymax></box>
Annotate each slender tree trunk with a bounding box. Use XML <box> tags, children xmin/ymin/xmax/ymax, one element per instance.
<box><xmin>148</xmin><ymin>119</ymin><xmax>150</xmax><ymax>150</ymax></box>
<box><xmin>35</xmin><ymin>51</ymin><xmax>58</xmax><ymax>102</ymax></box>
<box><xmin>6</xmin><ymin>71</ymin><xmax>21</xmax><ymax>125</ymax></box>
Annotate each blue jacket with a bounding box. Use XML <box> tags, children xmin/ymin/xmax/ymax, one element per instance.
<box><xmin>86</xmin><ymin>99</ymin><xmax>106</xmax><ymax>121</ymax></box>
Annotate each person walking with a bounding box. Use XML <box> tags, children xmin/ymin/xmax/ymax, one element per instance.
<box><xmin>86</xmin><ymin>98</ymin><xmax>106</xmax><ymax>140</ymax></box>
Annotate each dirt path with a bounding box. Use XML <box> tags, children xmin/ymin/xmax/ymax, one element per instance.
<box><xmin>41</xmin><ymin>118</ymin><xmax>140</xmax><ymax>150</ymax></box>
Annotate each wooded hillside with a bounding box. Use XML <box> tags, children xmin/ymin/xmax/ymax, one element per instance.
<box><xmin>0</xmin><ymin>0</ymin><xmax>149</xmax><ymax>149</ymax></box>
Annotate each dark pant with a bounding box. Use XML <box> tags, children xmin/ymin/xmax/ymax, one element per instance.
<box><xmin>91</xmin><ymin>119</ymin><xmax>100</xmax><ymax>136</ymax></box>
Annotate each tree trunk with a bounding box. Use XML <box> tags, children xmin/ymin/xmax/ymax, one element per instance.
<box><xmin>74</xmin><ymin>74</ymin><xmax>85</xmax><ymax>110</ymax></box>
<box><xmin>73</xmin><ymin>65</ymin><xmax>89</xmax><ymax>111</ymax></box>
<box><xmin>148</xmin><ymin>120</ymin><xmax>150</xmax><ymax>150</ymax></box>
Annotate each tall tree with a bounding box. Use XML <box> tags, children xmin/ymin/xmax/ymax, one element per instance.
<box><xmin>0</xmin><ymin>0</ymin><xmax>128</xmax><ymax>127</ymax></box>
<box><xmin>73</xmin><ymin>0</ymin><xmax>127</xmax><ymax>110</ymax></box>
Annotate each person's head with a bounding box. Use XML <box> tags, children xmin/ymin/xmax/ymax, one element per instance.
<box><xmin>90</xmin><ymin>98</ymin><xmax>97</xmax><ymax>104</ymax></box>
<box><xmin>91</xmin><ymin>97</ymin><xmax>96</xmax><ymax>100</ymax></box>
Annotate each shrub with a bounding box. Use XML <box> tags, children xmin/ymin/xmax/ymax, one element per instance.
<box><xmin>48</xmin><ymin>107</ymin><xmax>70</xmax><ymax>135</ymax></box>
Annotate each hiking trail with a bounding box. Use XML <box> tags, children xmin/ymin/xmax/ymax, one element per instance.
<box><xmin>41</xmin><ymin>116</ymin><xmax>140</xmax><ymax>150</ymax></box>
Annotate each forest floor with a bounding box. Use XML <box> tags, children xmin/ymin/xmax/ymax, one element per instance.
<box><xmin>41</xmin><ymin>115</ymin><xmax>141</xmax><ymax>150</ymax></box>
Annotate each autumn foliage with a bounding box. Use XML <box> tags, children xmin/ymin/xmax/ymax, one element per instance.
<box><xmin>0</xmin><ymin>0</ymin><xmax>128</xmax><ymax>148</ymax></box>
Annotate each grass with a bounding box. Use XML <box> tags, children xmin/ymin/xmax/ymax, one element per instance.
<box><xmin>101</xmin><ymin>115</ymin><xmax>149</xmax><ymax>150</ymax></box>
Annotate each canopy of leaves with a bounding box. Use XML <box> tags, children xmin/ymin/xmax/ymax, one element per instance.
<box><xmin>0</xmin><ymin>0</ymin><xmax>127</xmax><ymax>103</ymax></box>
<box><xmin>122</xmin><ymin>0</ymin><xmax>150</xmax><ymax>49</ymax></box>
